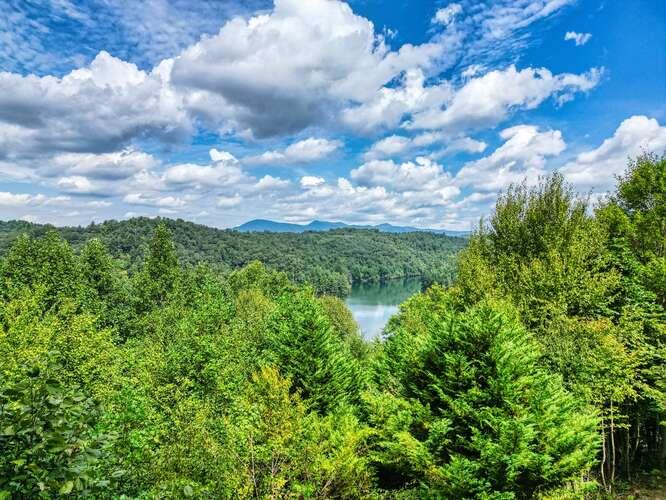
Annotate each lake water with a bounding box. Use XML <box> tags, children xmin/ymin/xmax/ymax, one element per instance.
<box><xmin>345</xmin><ymin>278</ymin><xmax>423</xmax><ymax>339</ymax></box>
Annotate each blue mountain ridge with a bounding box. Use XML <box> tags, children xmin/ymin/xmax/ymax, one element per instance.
<box><xmin>235</xmin><ymin>219</ymin><xmax>470</xmax><ymax>236</ymax></box>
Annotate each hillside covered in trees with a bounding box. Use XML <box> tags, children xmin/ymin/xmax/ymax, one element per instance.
<box><xmin>0</xmin><ymin>154</ymin><xmax>665</xmax><ymax>498</ymax></box>
<box><xmin>0</xmin><ymin>219</ymin><xmax>466</xmax><ymax>297</ymax></box>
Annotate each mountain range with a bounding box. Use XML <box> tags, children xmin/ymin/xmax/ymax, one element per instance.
<box><xmin>235</xmin><ymin>219</ymin><xmax>470</xmax><ymax>236</ymax></box>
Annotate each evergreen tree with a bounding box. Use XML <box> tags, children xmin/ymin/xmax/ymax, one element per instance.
<box><xmin>369</xmin><ymin>287</ymin><xmax>599</xmax><ymax>498</ymax></box>
<box><xmin>264</xmin><ymin>289</ymin><xmax>363</xmax><ymax>413</ymax></box>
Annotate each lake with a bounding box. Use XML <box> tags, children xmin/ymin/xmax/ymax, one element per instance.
<box><xmin>345</xmin><ymin>277</ymin><xmax>423</xmax><ymax>339</ymax></box>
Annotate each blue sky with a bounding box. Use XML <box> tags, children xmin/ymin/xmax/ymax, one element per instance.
<box><xmin>0</xmin><ymin>0</ymin><xmax>664</xmax><ymax>229</ymax></box>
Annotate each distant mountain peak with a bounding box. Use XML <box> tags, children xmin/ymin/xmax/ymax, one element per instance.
<box><xmin>235</xmin><ymin>219</ymin><xmax>469</xmax><ymax>236</ymax></box>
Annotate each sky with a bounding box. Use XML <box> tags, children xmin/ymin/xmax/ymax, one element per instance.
<box><xmin>0</xmin><ymin>0</ymin><xmax>664</xmax><ymax>230</ymax></box>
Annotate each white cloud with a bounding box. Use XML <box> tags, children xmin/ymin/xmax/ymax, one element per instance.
<box><xmin>0</xmin><ymin>192</ymin><xmax>70</xmax><ymax>207</ymax></box>
<box><xmin>216</xmin><ymin>194</ymin><xmax>242</xmax><ymax>208</ymax></box>
<box><xmin>461</xmin><ymin>64</ymin><xmax>485</xmax><ymax>79</ymax></box>
<box><xmin>433</xmin><ymin>4</ymin><xmax>463</xmax><ymax>26</ymax></box>
<box><xmin>405</xmin><ymin>65</ymin><xmax>603</xmax><ymax>131</ymax></box>
<box><xmin>434</xmin><ymin>0</ymin><xmax>577</xmax><ymax>71</ymax></box>
<box><xmin>162</xmin><ymin>152</ymin><xmax>246</xmax><ymax>188</ymax></box>
<box><xmin>162</xmin><ymin>163</ymin><xmax>245</xmax><ymax>188</ymax></box>
<box><xmin>56</xmin><ymin>176</ymin><xmax>98</xmax><ymax>194</ymax></box>
<box><xmin>273</xmin><ymin>167</ymin><xmax>467</xmax><ymax>229</ymax></box>
<box><xmin>282</xmin><ymin>138</ymin><xmax>342</xmax><ymax>163</ymax></box>
<box><xmin>351</xmin><ymin>157</ymin><xmax>459</xmax><ymax>201</ymax></box>
<box><xmin>172</xmin><ymin>0</ymin><xmax>441</xmax><ymax>137</ymax></box>
<box><xmin>0</xmin><ymin>52</ymin><xmax>189</xmax><ymax>158</ymax></box>
<box><xmin>564</xmin><ymin>31</ymin><xmax>592</xmax><ymax>46</ymax></box>
<box><xmin>456</xmin><ymin>124</ymin><xmax>566</xmax><ymax>192</ymax></box>
<box><xmin>0</xmin><ymin>0</ymin><xmax>262</xmax><ymax>74</ymax></box>
<box><xmin>561</xmin><ymin>115</ymin><xmax>666</xmax><ymax>190</ymax></box>
<box><xmin>364</xmin><ymin>136</ymin><xmax>412</xmax><ymax>160</ymax></box>
<box><xmin>300</xmin><ymin>175</ymin><xmax>326</xmax><ymax>188</ymax></box>
<box><xmin>123</xmin><ymin>193</ymin><xmax>188</xmax><ymax>208</ymax></box>
<box><xmin>246</xmin><ymin>138</ymin><xmax>342</xmax><ymax>165</ymax></box>
<box><xmin>364</xmin><ymin>133</ymin><xmax>486</xmax><ymax>160</ymax></box>
<box><xmin>343</xmin><ymin>63</ymin><xmax>602</xmax><ymax>135</ymax></box>
<box><xmin>85</xmin><ymin>200</ymin><xmax>113</xmax><ymax>208</ymax></box>
<box><xmin>254</xmin><ymin>175</ymin><xmax>291</xmax><ymax>191</ymax></box>
<box><xmin>341</xmin><ymin>69</ymin><xmax>453</xmax><ymax>133</ymax></box>
<box><xmin>209</xmin><ymin>148</ymin><xmax>238</xmax><ymax>163</ymax></box>
<box><xmin>48</xmin><ymin>149</ymin><xmax>158</xmax><ymax>180</ymax></box>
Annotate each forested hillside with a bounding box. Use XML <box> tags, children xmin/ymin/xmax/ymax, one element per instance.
<box><xmin>0</xmin><ymin>219</ymin><xmax>465</xmax><ymax>296</ymax></box>
<box><xmin>0</xmin><ymin>154</ymin><xmax>664</xmax><ymax>498</ymax></box>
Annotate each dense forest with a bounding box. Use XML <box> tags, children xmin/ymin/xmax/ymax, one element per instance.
<box><xmin>0</xmin><ymin>154</ymin><xmax>664</xmax><ymax>498</ymax></box>
<box><xmin>0</xmin><ymin>220</ymin><xmax>466</xmax><ymax>297</ymax></box>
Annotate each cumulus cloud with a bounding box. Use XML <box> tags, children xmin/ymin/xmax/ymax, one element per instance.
<box><xmin>123</xmin><ymin>192</ymin><xmax>188</xmax><ymax>208</ymax></box>
<box><xmin>162</xmin><ymin>163</ymin><xmax>245</xmax><ymax>188</ymax></box>
<box><xmin>300</xmin><ymin>176</ymin><xmax>326</xmax><ymax>188</ymax></box>
<box><xmin>254</xmin><ymin>175</ymin><xmax>291</xmax><ymax>191</ymax></box>
<box><xmin>246</xmin><ymin>138</ymin><xmax>342</xmax><ymax>165</ymax></box>
<box><xmin>364</xmin><ymin>133</ymin><xmax>487</xmax><ymax>160</ymax></box>
<box><xmin>162</xmin><ymin>150</ymin><xmax>246</xmax><ymax>188</ymax></box>
<box><xmin>405</xmin><ymin>65</ymin><xmax>604</xmax><ymax>131</ymax></box>
<box><xmin>564</xmin><ymin>31</ymin><xmax>592</xmax><ymax>46</ymax></box>
<box><xmin>0</xmin><ymin>52</ymin><xmax>189</xmax><ymax>158</ymax></box>
<box><xmin>0</xmin><ymin>0</ymin><xmax>601</xmax><ymax>175</ymax></box>
<box><xmin>0</xmin><ymin>192</ymin><xmax>70</xmax><ymax>207</ymax></box>
<box><xmin>273</xmin><ymin>167</ymin><xmax>465</xmax><ymax>228</ymax></box>
<box><xmin>456</xmin><ymin>124</ymin><xmax>566</xmax><ymax>192</ymax></box>
<box><xmin>56</xmin><ymin>176</ymin><xmax>101</xmax><ymax>195</ymax></box>
<box><xmin>341</xmin><ymin>69</ymin><xmax>453</xmax><ymax>133</ymax></box>
<box><xmin>171</xmin><ymin>0</ymin><xmax>441</xmax><ymax>137</ymax></box>
<box><xmin>561</xmin><ymin>115</ymin><xmax>666</xmax><ymax>190</ymax></box>
<box><xmin>209</xmin><ymin>148</ymin><xmax>238</xmax><ymax>163</ymax></box>
<box><xmin>351</xmin><ymin>157</ymin><xmax>459</xmax><ymax>201</ymax></box>
<box><xmin>364</xmin><ymin>136</ymin><xmax>412</xmax><ymax>160</ymax></box>
<box><xmin>342</xmin><ymin>64</ymin><xmax>602</xmax><ymax>135</ymax></box>
<box><xmin>47</xmin><ymin>149</ymin><xmax>158</xmax><ymax>180</ymax></box>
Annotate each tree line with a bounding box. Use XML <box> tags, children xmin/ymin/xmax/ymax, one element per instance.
<box><xmin>0</xmin><ymin>219</ymin><xmax>466</xmax><ymax>297</ymax></box>
<box><xmin>0</xmin><ymin>154</ymin><xmax>664</xmax><ymax>498</ymax></box>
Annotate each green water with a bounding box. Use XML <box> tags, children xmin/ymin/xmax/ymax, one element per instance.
<box><xmin>345</xmin><ymin>278</ymin><xmax>423</xmax><ymax>339</ymax></box>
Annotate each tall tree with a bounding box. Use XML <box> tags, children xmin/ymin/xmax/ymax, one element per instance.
<box><xmin>370</xmin><ymin>287</ymin><xmax>599</xmax><ymax>498</ymax></box>
<box><xmin>596</xmin><ymin>153</ymin><xmax>666</xmax><ymax>477</ymax></box>
<box><xmin>136</xmin><ymin>223</ymin><xmax>179</xmax><ymax>307</ymax></box>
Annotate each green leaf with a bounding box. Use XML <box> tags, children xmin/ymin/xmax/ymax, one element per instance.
<box><xmin>59</xmin><ymin>481</ymin><xmax>74</xmax><ymax>495</ymax></box>
<box><xmin>111</xmin><ymin>469</ymin><xmax>126</xmax><ymax>478</ymax></box>
<box><xmin>183</xmin><ymin>485</ymin><xmax>194</xmax><ymax>497</ymax></box>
